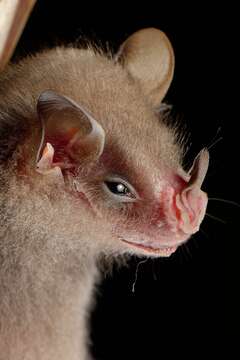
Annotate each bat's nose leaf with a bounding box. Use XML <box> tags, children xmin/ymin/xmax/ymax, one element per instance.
<box><xmin>188</xmin><ymin>148</ymin><xmax>209</xmax><ymax>188</ymax></box>
<box><xmin>162</xmin><ymin>149</ymin><xmax>209</xmax><ymax>236</ymax></box>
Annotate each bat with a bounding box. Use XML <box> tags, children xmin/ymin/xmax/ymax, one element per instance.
<box><xmin>0</xmin><ymin>28</ymin><xmax>209</xmax><ymax>360</ymax></box>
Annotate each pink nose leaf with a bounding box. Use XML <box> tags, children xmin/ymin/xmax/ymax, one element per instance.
<box><xmin>175</xmin><ymin>149</ymin><xmax>209</xmax><ymax>234</ymax></box>
<box><xmin>188</xmin><ymin>148</ymin><xmax>209</xmax><ymax>188</ymax></box>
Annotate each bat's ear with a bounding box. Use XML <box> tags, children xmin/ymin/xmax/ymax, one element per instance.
<box><xmin>36</xmin><ymin>90</ymin><xmax>105</xmax><ymax>168</ymax></box>
<box><xmin>115</xmin><ymin>28</ymin><xmax>175</xmax><ymax>107</ymax></box>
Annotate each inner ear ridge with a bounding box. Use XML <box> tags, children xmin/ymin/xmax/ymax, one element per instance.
<box><xmin>37</xmin><ymin>90</ymin><xmax>105</xmax><ymax>164</ymax></box>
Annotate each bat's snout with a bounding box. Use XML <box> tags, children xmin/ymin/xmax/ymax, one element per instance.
<box><xmin>162</xmin><ymin>148</ymin><xmax>209</xmax><ymax>237</ymax></box>
<box><xmin>174</xmin><ymin>186</ymin><xmax>208</xmax><ymax>234</ymax></box>
<box><xmin>161</xmin><ymin>185</ymin><xmax>208</xmax><ymax>237</ymax></box>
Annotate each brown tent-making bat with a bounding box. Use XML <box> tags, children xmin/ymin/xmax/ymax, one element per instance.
<box><xmin>0</xmin><ymin>28</ymin><xmax>209</xmax><ymax>360</ymax></box>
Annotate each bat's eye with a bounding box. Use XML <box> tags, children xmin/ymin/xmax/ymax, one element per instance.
<box><xmin>103</xmin><ymin>177</ymin><xmax>138</xmax><ymax>202</ymax></box>
<box><xmin>105</xmin><ymin>181</ymin><xmax>130</xmax><ymax>196</ymax></box>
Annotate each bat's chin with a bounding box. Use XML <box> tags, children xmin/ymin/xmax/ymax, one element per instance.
<box><xmin>119</xmin><ymin>238</ymin><xmax>179</xmax><ymax>257</ymax></box>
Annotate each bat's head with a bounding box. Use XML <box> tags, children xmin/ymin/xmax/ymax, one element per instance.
<box><xmin>32</xmin><ymin>28</ymin><xmax>209</xmax><ymax>258</ymax></box>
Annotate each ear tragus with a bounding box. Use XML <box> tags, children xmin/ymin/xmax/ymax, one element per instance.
<box><xmin>36</xmin><ymin>90</ymin><xmax>105</xmax><ymax>166</ymax></box>
<box><xmin>116</xmin><ymin>28</ymin><xmax>175</xmax><ymax>107</ymax></box>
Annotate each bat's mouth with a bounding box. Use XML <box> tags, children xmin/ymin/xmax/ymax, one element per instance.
<box><xmin>120</xmin><ymin>238</ymin><xmax>178</xmax><ymax>257</ymax></box>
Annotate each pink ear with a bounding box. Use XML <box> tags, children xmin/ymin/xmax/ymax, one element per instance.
<box><xmin>36</xmin><ymin>90</ymin><xmax>105</xmax><ymax>166</ymax></box>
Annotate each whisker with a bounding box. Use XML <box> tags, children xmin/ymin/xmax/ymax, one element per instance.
<box><xmin>199</xmin><ymin>228</ymin><xmax>210</xmax><ymax>240</ymax></box>
<box><xmin>205</xmin><ymin>212</ymin><xmax>227</xmax><ymax>224</ymax></box>
<box><xmin>151</xmin><ymin>260</ymin><xmax>158</xmax><ymax>281</ymax></box>
<box><xmin>191</xmin><ymin>235</ymin><xmax>200</xmax><ymax>251</ymax></box>
<box><xmin>208</xmin><ymin>198</ymin><xmax>240</xmax><ymax>209</ymax></box>
<box><xmin>183</xmin><ymin>242</ymin><xmax>193</xmax><ymax>260</ymax></box>
<box><xmin>206</xmin><ymin>127</ymin><xmax>223</xmax><ymax>151</ymax></box>
<box><xmin>131</xmin><ymin>259</ymin><xmax>148</xmax><ymax>293</ymax></box>
<box><xmin>179</xmin><ymin>242</ymin><xmax>192</xmax><ymax>262</ymax></box>
<box><xmin>179</xmin><ymin>245</ymin><xmax>187</xmax><ymax>263</ymax></box>
<box><xmin>206</xmin><ymin>137</ymin><xmax>223</xmax><ymax>151</ymax></box>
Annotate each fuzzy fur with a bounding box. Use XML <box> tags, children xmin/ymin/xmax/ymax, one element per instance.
<box><xmin>0</xmin><ymin>37</ymin><xmax>184</xmax><ymax>359</ymax></box>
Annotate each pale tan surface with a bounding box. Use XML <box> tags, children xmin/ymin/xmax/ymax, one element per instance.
<box><xmin>116</xmin><ymin>28</ymin><xmax>175</xmax><ymax>106</ymax></box>
<box><xmin>0</xmin><ymin>0</ymin><xmax>36</xmax><ymax>72</ymax></box>
<box><xmin>0</xmin><ymin>28</ymin><xmax>180</xmax><ymax>360</ymax></box>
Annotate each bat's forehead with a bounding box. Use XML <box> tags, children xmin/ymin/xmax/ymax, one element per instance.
<box><xmin>101</xmin><ymin>101</ymin><xmax>180</xmax><ymax>173</ymax></box>
<box><xmin>75</xmin><ymin>63</ymin><xmax>178</xmax><ymax>163</ymax></box>
<box><xmin>97</xmin><ymin>106</ymin><xmax>181</xmax><ymax>196</ymax></box>
<box><xmin>82</xmin><ymin>81</ymin><xmax>181</xmax><ymax>190</ymax></box>
<box><xmin>85</xmin><ymin>57</ymin><xmax>180</xmax><ymax>164</ymax></box>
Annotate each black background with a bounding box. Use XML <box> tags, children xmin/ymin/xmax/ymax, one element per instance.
<box><xmin>14</xmin><ymin>1</ymin><xmax>233</xmax><ymax>358</ymax></box>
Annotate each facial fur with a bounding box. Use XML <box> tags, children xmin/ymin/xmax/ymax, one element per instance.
<box><xmin>0</xmin><ymin>31</ymin><xmax>208</xmax><ymax>259</ymax></box>
<box><xmin>0</xmin><ymin>28</ymin><xmax>209</xmax><ymax>359</ymax></box>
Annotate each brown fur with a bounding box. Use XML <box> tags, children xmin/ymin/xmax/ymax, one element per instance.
<box><xmin>0</xmin><ymin>30</ymin><xmax>187</xmax><ymax>359</ymax></box>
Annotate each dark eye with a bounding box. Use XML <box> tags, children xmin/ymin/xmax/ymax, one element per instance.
<box><xmin>103</xmin><ymin>177</ymin><xmax>138</xmax><ymax>202</ymax></box>
<box><xmin>105</xmin><ymin>181</ymin><xmax>131</xmax><ymax>196</ymax></box>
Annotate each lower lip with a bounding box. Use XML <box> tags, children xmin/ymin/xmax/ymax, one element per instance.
<box><xmin>121</xmin><ymin>239</ymin><xmax>177</xmax><ymax>256</ymax></box>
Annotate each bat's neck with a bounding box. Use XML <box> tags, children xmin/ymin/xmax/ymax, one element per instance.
<box><xmin>0</xmin><ymin>172</ymin><xmax>103</xmax><ymax>359</ymax></box>
<box><xmin>0</xmin><ymin>256</ymin><xmax>99</xmax><ymax>360</ymax></box>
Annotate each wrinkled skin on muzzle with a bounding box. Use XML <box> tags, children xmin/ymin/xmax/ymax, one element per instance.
<box><xmin>164</xmin><ymin>149</ymin><xmax>209</xmax><ymax>237</ymax></box>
